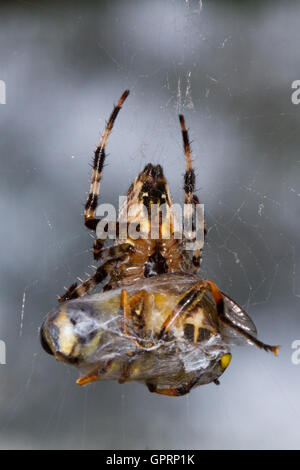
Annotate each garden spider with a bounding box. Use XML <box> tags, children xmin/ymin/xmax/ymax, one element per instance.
<box><xmin>58</xmin><ymin>90</ymin><xmax>203</xmax><ymax>301</ymax></box>
<box><xmin>41</xmin><ymin>91</ymin><xmax>279</xmax><ymax>396</ymax></box>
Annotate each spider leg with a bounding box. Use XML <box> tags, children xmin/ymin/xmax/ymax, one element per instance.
<box><xmin>58</xmin><ymin>264</ymin><xmax>112</xmax><ymax>303</ymax></box>
<box><xmin>84</xmin><ymin>90</ymin><xmax>130</xmax><ymax>231</ymax></box>
<box><xmin>93</xmin><ymin>222</ymin><xmax>131</xmax><ymax>260</ymax></box>
<box><xmin>93</xmin><ymin>237</ymin><xmax>107</xmax><ymax>260</ymax></box>
<box><xmin>58</xmin><ymin>242</ymin><xmax>132</xmax><ymax>302</ymax></box>
<box><xmin>179</xmin><ymin>114</ymin><xmax>194</xmax><ymax>207</ymax></box>
<box><xmin>93</xmin><ymin>241</ymin><xmax>134</xmax><ymax>262</ymax></box>
<box><xmin>179</xmin><ymin>115</ymin><xmax>206</xmax><ymax>271</ymax></box>
<box><xmin>205</xmin><ymin>279</ymin><xmax>280</xmax><ymax>356</ymax></box>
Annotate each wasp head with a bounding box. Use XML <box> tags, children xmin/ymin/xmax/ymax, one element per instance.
<box><xmin>40</xmin><ymin>301</ymin><xmax>102</xmax><ymax>365</ymax></box>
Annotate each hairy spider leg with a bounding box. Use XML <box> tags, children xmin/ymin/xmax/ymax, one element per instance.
<box><xmin>93</xmin><ymin>241</ymin><xmax>134</xmax><ymax>262</ymax></box>
<box><xmin>179</xmin><ymin>114</ymin><xmax>206</xmax><ymax>271</ymax></box>
<box><xmin>58</xmin><ymin>243</ymin><xmax>132</xmax><ymax>302</ymax></box>
<box><xmin>84</xmin><ymin>90</ymin><xmax>130</xmax><ymax>233</ymax></box>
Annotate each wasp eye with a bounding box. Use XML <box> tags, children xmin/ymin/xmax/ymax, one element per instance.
<box><xmin>40</xmin><ymin>325</ymin><xmax>54</xmax><ymax>356</ymax></box>
<box><xmin>220</xmin><ymin>353</ymin><xmax>232</xmax><ymax>370</ymax></box>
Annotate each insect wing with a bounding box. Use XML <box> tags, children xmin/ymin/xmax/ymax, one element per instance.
<box><xmin>221</xmin><ymin>293</ymin><xmax>258</xmax><ymax>346</ymax></box>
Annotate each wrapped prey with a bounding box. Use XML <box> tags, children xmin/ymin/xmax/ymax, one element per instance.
<box><xmin>40</xmin><ymin>273</ymin><xmax>279</xmax><ymax>396</ymax></box>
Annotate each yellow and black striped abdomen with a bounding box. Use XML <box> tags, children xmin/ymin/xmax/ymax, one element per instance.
<box><xmin>40</xmin><ymin>274</ymin><xmax>233</xmax><ymax>392</ymax></box>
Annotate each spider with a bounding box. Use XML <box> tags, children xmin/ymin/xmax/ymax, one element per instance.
<box><xmin>58</xmin><ymin>90</ymin><xmax>203</xmax><ymax>299</ymax></box>
<box><xmin>40</xmin><ymin>91</ymin><xmax>279</xmax><ymax>396</ymax></box>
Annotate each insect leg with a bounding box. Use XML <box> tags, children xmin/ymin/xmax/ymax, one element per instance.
<box><xmin>205</xmin><ymin>279</ymin><xmax>280</xmax><ymax>356</ymax></box>
<box><xmin>159</xmin><ymin>280</ymin><xmax>207</xmax><ymax>338</ymax></box>
<box><xmin>76</xmin><ymin>360</ymin><xmax>113</xmax><ymax>386</ymax></box>
<box><xmin>129</xmin><ymin>289</ymin><xmax>148</xmax><ymax>309</ymax></box>
<box><xmin>118</xmin><ymin>361</ymin><xmax>132</xmax><ymax>384</ymax></box>
<box><xmin>84</xmin><ymin>90</ymin><xmax>130</xmax><ymax>231</ymax></box>
<box><xmin>120</xmin><ymin>289</ymin><xmax>154</xmax><ymax>350</ymax></box>
<box><xmin>146</xmin><ymin>384</ymin><xmax>183</xmax><ymax>396</ymax></box>
<box><xmin>146</xmin><ymin>380</ymin><xmax>196</xmax><ymax>397</ymax></box>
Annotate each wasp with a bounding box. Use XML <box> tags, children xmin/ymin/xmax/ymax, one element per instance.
<box><xmin>40</xmin><ymin>91</ymin><xmax>279</xmax><ymax>396</ymax></box>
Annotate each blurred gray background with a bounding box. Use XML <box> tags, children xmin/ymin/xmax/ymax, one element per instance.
<box><xmin>0</xmin><ymin>0</ymin><xmax>299</xmax><ymax>449</ymax></box>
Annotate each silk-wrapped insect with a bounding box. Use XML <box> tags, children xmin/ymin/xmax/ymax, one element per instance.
<box><xmin>40</xmin><ymin>91</ymin><xmax>279</xmax><ymax>396</ymax></box>
<box><xmin>41</xmin><ymin>273</ymin><xmax>279</xmax><ymax>396</ymax></box>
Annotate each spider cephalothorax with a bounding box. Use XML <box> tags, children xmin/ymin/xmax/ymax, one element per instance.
<box><xmin>40</xmin><ymin>91</ymin><xmax>279</xmax><ymax>396</ymax></box>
